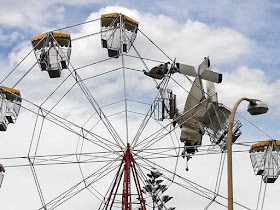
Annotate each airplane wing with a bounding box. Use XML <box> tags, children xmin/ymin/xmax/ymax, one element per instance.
<box><xmin>202</xmin><ymin>104</ymin><xmax>231</xmax><ymax>131</ymax></box>
<box><xmin>143</xmin><ymin>65</ymin><xmax>165</xmax><ymax>79</ymax></box>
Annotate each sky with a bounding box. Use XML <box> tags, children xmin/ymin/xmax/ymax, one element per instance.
<box><xmin>0</xmin><ymin>0</ymin><xmax>280</xmax><ymax>209</ymax></box>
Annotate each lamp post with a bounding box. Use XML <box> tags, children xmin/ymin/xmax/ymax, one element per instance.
<box><xmin>227</xmin><ymin>98</ymin><xmax>268</xmax><ymax>210</ymax></box>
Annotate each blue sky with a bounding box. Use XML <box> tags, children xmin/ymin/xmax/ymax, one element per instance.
<box><xmin>0</xmin><ymin>1</ymin><xmax>280</xmax><ymax>209</ymax></box>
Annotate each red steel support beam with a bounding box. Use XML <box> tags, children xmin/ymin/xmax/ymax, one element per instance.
<box><xmin>131</xmin><ymin>154</ymin><xmax>146</xmax><ymax>210</ymax></box>
<box><xmin>122</xmin><ymin>144</ymin><xmax>132</xmax><ymax>210</ymax></box>
<box><xmin>104</xmin><ymin>155</ymin><xmax>125</xmax><ymax>210</ymax></box>
<box><xmin>103</xmin><ymin>143</ymin><xmax>146</xmax><ymax>210</ymax></box>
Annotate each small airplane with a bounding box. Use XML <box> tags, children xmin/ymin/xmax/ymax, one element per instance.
<box><xmin>144</xmin><ymin>57</ymin><xmax>241</xmax><ymax>171</ymax></box>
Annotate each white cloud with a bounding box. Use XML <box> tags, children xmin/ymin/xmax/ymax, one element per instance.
<box><xmin>0</xmin><ymin>29</ymin><xmax>23</xmax><ymax>46</ymax></box>
<box><xmin>140</xmin><ymin>18</ymin><xmax>255</xmax><ymax>65</ymax></box>
<box><xmin>0</xmin><ymin>1</ymin><xmax>66</xmax><ymax>33</ymax></box>
<box><xmin>217</xmin><ymin>66</ymin><xmax>280</xmax><ymax>112</ymax></box>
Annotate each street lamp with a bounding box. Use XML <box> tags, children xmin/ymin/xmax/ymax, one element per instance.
<box><xmin>227</xmin><ymin>98</ymin><xmax>268</xmax><ymax>210</ymax></box>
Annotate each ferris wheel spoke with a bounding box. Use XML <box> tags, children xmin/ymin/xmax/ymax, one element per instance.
<box><xmin>120</xmin><ymin>26</ymin><xmax>129</xmax><ymax>145</ymax></box>
<box><xmin>134</xmin><ymin>121</ymin><xmax>180</xmax><ymax>155</ymax></box>
<box><xmin>133</xmin><ymin>159</ymin><xmax>181</xmax><ymax>210</ymax></box>
<box><xmin>67</xmin><ymin>67</ymin><xmax>125</xmax><ymax>150</ymax></box>
<box><xmin>128</xmin><ymin>37</ymin><xmax>174</xmax><ymax>148</ymax></box>
<box><xmin>40</xmin><ymin>56</ymin><xmax>121</xmax><ymax>112</ymax></box>
<box><xmin>1</xmin><ymin>154</ymin><xmax>120</xmax><ymax>169</ymax></box>
<box><xmin>0</xmin><ymin>32</ymin><xmax>48</xmax><ymax>85</ymax></box>
<box><xmin>20</xmin><ymin>99</ymin><xmax>122</xmax><ymax>157</ymax></box>
<box><xmin>132</xmin><ymin>73</ymin><xmax>220</xmax><ymax>153</ymax></box>
<box><xmin>125</xmin><ymin>105</ymin><xmax>181</xmax><ymax>159</ymax></box>
<box><xmin>133</xmin><ymin>146</ymin><xmax>180</xmax><ymax>191</ymax></box>
<box><xmin>81</xmin><ymin>67</ymin><xmax>122</xmax><ymax>81</ymax></box>
<box><xmin>130</xmin><ymin>81</ymin><xmax>171</xmax><ymax>148</ymax></box>
<box><xmin>52</xmin><ymin>17</ymin><xmax>101</xmax><ymax>32</ymax></box>
<box><xmin>47</xmin><ymin>164</ymin><xmax>121</xmax><ymax>210</ymax></box>
<box><xmin>75</xmin><ymin>100</ymin><xmax>127</xmax><ymax>157</ymax></box>
<box><xmin>136</xmin><ymin>153</ymin><xmax>252</xmax><ymax>210</ymax></box>
<box><xmin>40</xmin><ymin>155</ymin><xmax>122</xmax><ymax>210</ymax></box>
<box><xmin>29</xmin><ymin>158</ymin><xmax>47</xmax><ymax>209</ymax></box>
<box><xmin>136</xmin><ymin>156</ymin><xmax>228</xmax><ymax>208</ymax></box>
<box><xmin>30</xmin><ymin>152</ymin><xmax>119</xmax><ymax>166</ymax></box>
<box><xmin>134</xmin><ymin>147</ymin><xmax>180</xmax><ymax>160</ymax></box>
<box><xmin>74</xmin><ymin>110</ymin><xmax>127</xmax><ymax>153</ymax></box>
<box><xmin>138</xmin><ymin>29</ymin><xmax>174</xmax><ymax>63</ymax></box>
<box><xmin>134</xmin><ymin>99</ymin><xmax>210</xmax><ymax>153</ymax></box>
<box><xmin>123</xmin><ymin>53</ymin><xmax>166</xmax><ymax>65</ymax></box>
<box><xmin>33</xmin><ymin>112</ymin><xmax>119</xmax><ymax>155</ymax></box>
<box><xmin>42</xmin><ymin>79</ymin><xmax>77</xmax><ymax>115</ymax></box>
<box><xmin>204</xmin><ymin>152</ymin><xmax>226</xmax><ymax>210</ymax></box>
<box><xmin>12</xmin><ymin>62</ymin><xmax>37</xmax><ymax>88</ymax></box>
<box><xmin>49</xmin><ymin>34</ymin><xmax>125</xmax><ymax>150</ymax></box>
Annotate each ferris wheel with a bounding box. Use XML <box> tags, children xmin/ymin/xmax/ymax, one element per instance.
<box><xmin>0</xmin><ymin>13</ymin><xmax>278</xmax><ymax>210</ymax></box>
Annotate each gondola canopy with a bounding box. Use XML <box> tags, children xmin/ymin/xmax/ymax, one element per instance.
<box><xmin>101</xmin><ymin>13</ymin><xmax>138</xmax><ymax>58</ymax></box>
<box><xmin>250</xmin><ymin>140</ymin><xmax>280</xmax><ymax>183</ymax></box>
<box><xmin>31</xmin><ymin>32</ymin><xmax>72</xmax><ymax>78</ymax></box>
<box><xmin>0</xmin><ymin>87</ymin><xmax>21</xmax><ymax>131</ymax></box>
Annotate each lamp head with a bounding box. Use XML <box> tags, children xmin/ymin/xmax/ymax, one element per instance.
<box><xmin>247</xmin><ymin>99</ymin><xmax>269</xmax><ymax>115</ymax></box>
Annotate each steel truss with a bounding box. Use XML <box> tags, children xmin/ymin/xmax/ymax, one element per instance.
<box><xmin>100</xmin><ymin>143</ymin><xmax>146</xmax><ymax>210</ymax></box>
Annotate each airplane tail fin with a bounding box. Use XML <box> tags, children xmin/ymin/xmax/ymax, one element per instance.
<box><xmin>200</xmin><ymin>69</ymin><xmax>222</xmax><ymax>83</ymax></box>
<box><xmin>176</xmin><ymin>57</ymin><xmax>222</xmax><ymax>83</ymax></box>
<box><xmin>175</xmin><ymin>63</ymin><xmax>197</xmax><ymax>77</ymax></box>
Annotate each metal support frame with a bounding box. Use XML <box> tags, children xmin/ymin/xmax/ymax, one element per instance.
<box><xmin>122</xmin><ymin>144</ymin><xmax>132</xmax><ymax>210</ymax></box>
<box><xmin>103</xmin><ymin>144</ymin><xmax>146</xmax><ymax>210</ymax></box>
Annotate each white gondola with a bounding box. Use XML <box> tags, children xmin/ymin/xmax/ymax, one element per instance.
<box><xmin>250</xmin><ymin>140</ymin><xmax>280</xmax><ymax>183</ymax></box>
<box><xmin>31</xmin><ymin>32</ymin><xmax>71</xmax><ymax>78</ymax></box>
<box><xmin>154</xmin><ymin>88</ymin><xmax>176</xmax><ymax>121</ymax></box>
<box><xmin>101</xmin><ymin>13</ymin><xmax>138</xmax><ymax>58</ymax></box>
<box><xmin>0</xmin><ymin>87</ymin><xmax>21</xmax><ymax>131</ymax></box>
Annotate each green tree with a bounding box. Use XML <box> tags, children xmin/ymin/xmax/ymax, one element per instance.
<box><xmin>141</xmin><ymin>169</ymin><xmax>175</xmax><ymax>210</ymax></box>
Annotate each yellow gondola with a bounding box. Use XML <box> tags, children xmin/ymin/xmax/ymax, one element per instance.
<box><xmin>250</xmin><ymin>140</ymin><xmax>280</xmax><ymax>183</ymax></box>
<box><xmin>101</xmin><ymin>13</ymin><xmax>138</xmax><ymax>58</ymax></box>
<box><xmin>0</xmin><ymin>87</ymin><xmax>21</xmax><ymax>131</ymax></box>
<box><xmin>31</xmin><ymin>32</ymin><xmax>72</xmax><ymax>78</ymax></box>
